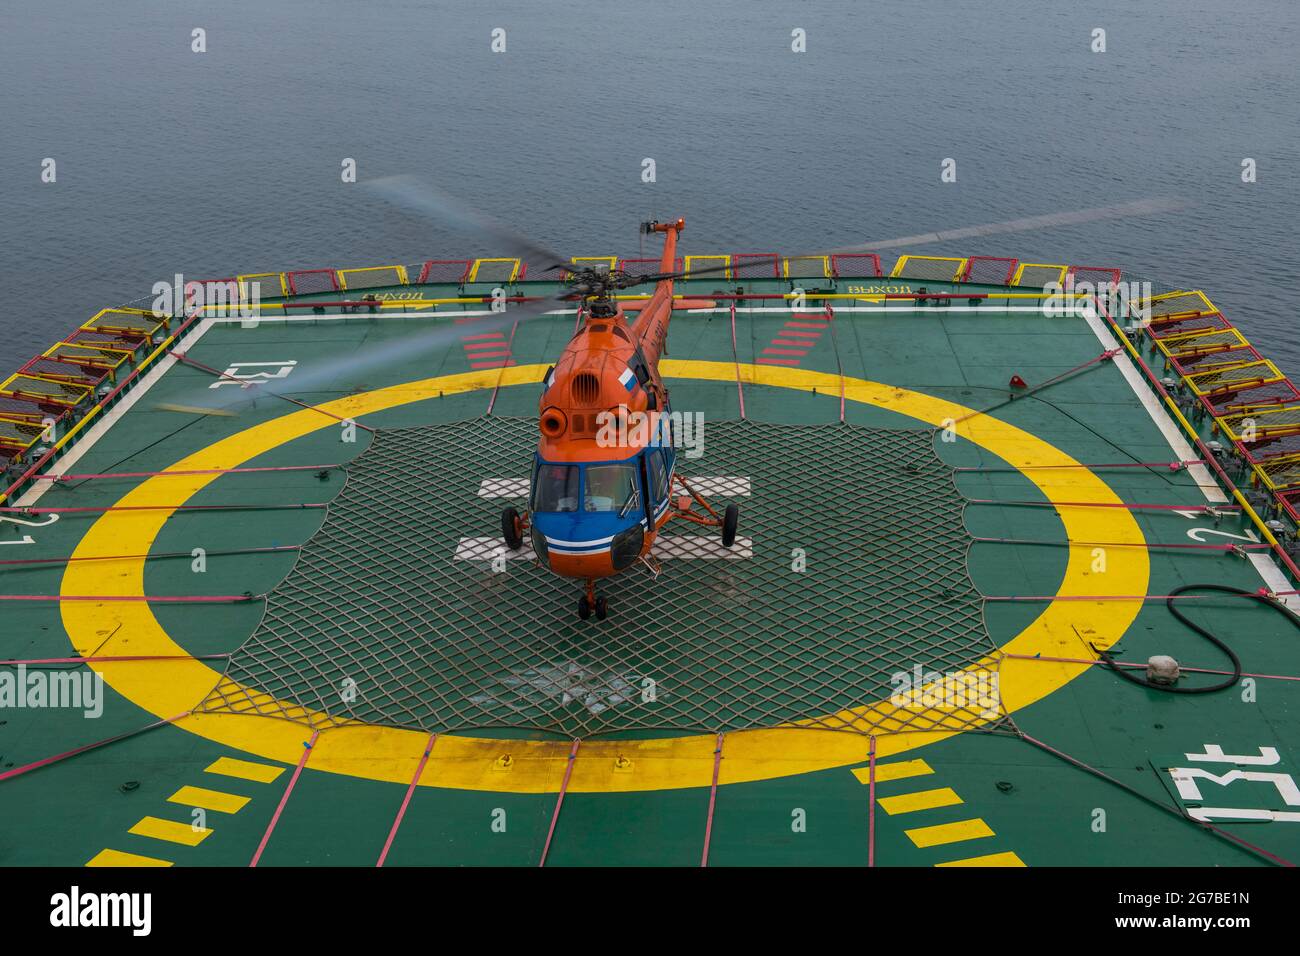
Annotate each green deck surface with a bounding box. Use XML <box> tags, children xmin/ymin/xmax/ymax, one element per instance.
<box><xmin>2</xmin><ymin>273</ymin><xmax>1298</xmax><ymax>867</ymax></box>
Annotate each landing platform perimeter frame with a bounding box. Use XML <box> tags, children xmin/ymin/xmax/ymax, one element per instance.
<box><xmin>2</xmin><ymin>251</ymin><xmax>1299</xmax><ymax>868</ymax></box>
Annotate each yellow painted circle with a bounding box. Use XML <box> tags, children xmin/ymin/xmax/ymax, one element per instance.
<box><xmin>61</xmin><ymin>361</ymin><xmax>1148</xmax><ymax>793</ymax></box>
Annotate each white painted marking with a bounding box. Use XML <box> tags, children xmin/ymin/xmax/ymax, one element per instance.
<box><xmin>210</xmin><ymin>308</ymin><xmax>577</xmax><ymax>325</ymax></box>
<box><xmin>0</xmin><ymin>512</ymin><xmax>59</xmax><ymax>547</ymax></box>
<box><xmin>1083</xmin><ymin>311</ymin><xmax>1222</xmax><ymax>500</ymax></box>
<box><xmin>208</xmin><ymin>360</ymin><xmax>297</xmax><ymax>389</ymax></box>
<box><xmin>208</xmin><ymin>305</ymin><xmax>1074</xmax><ymax>325</ymax></box>
<box><xmin>654</xmin><ymin>535</ymin><xmax>752</xmax><ymax>559</ymax></box>
<box><xmin>477</xmin><ymin>477</ymin><xmax>531</xmax><ymax>498</ymax></box>
<box><xmin>679</xmin><ymin>476</ymin><xmax>752</xmax><ymax>497</ymax></box>
<box><xmin>454</xmin><ymin>535</ymin><xmax>753</xmax><ymax>561</ymax></box>
<box><xmin>1188</xmin><ymin>807</ymin><xmax>1300</xmax><ymax>823</ymax></box>
<box><xmin>1187</xmin><ymin>526</ymin><xmax>1259</xmax><ymax>545</ymax></box>
<box><xmin>1082</xmin><ymin>307</ymin><xmax>1300</xmax><ymax>611</ymax></box>
<box><xmin>1170</xmin><ymin>766</ymin><xmax>1300</xmax><ymax>806</ymax></box>
<box><xmin>468</xmin><ymin>661</ymin><xmax>644</xmax><ymax>715</ymax></box>
<box><xmin>13</xmin><ymin>315</ymin><xmax>216</xmax><ymax>509</ymax></box>
<box><xmin>477</xmin><ymin>476</ymin><xmax>752</xmax><ymax>499</ymax></box>
<box><xmin>1185</xmin><ymin>744</ymin><xmax>1280</xmax><ymax>765</ymax></box>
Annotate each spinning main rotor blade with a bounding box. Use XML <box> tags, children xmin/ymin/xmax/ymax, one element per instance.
<box><xmin>825</xmin><ymin>197</ymin><xmax>1191</xmax><ymax>254</ymax></box>
<box><xmin>627</xmin><ymin>197</ymin><xmax>1191</xmax><ymax>284</ymax></box>
<box><xmin>179</xmin><ymin>178</ymin><xmax>580</xmax><ymax>412</ymax></box>
<box><xmin>187</xmin><ymin>295</ymin><xmax>574</xmax><ymax>414</ymax></box>
<box><xmin>175</xmin><ymin>188</ymin><xmax>1190</xmax><ymax>413</ymax></box>
<box><xmin>363</xmin><ymin>174</ymin><xmax>571</xmax><ymax>269</ymax></box>
<box><xmin>372</xmin><ymin>177</ymin><xmax>1187</xmax><ymax>287</ymax></box>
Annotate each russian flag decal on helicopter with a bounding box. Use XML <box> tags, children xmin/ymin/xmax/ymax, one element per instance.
<box><xmin>618</xmin><ymin>367</ymin><xmax>637</xmax><ymax>392</ymax></box>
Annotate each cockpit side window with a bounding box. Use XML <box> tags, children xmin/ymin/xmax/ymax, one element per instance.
<box><xmin>646</xmin><ymin>448</ymin><xmax>669</xmax><ymax>505</ymax></box>
<box><xmin>657</xmin><ymin>413</ymin><xmax>672</xmax><ymax>449</ymax></box>
<box><xmin>629</xmin><ymin>346</ymin><xmax>652</xmax><ymax>386</ymax></box>
<box><xmin>533</xmin><ymin>463</ymin><xmax>580</xmax><ymax>512</ymax></box>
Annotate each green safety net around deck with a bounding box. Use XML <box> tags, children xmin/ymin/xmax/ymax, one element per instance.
<box><xmin>196</xmin><ymin>417</ymin><xmax>1008</xmax><ymax>737</ymax></box>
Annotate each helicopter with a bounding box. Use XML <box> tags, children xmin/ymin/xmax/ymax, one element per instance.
<box><xmin>190</xmin><ymin>176</ymin><xmax>1186</xmax><ymax>621</ymax></box>
<box><xmin>498</xmin><ymin>219</ymin><xmax>739</xmax><ymax>621</ymax></box>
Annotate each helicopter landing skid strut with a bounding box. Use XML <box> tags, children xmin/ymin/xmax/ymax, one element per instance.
<box><xmin>670</xmin><ymin>474</ymin><xmax>739</xmax><ymax>547</ymax></box>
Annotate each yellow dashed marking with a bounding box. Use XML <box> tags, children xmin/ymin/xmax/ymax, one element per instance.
<box><xmin>852</xmin><ymin>764</ymin><xmax>1024</xmax><ymax>865</ymax></box>
<box><xmin>204</xmin><ymin>756</ymin><xmax>285</xmax><ymax>784</ymax></box>
<box><xmin>878</xmin><ymin>786</ymin><xmax>963</xmax><ymax>815</ymax></box>
<box><xmin>852</xmin><ymin>758</ymin><xmax>934</xmax><ymax>785</ymax></box>
<box><xmin>128</xmin><ymin>816</ymin><xmax>213</xmax><ymax>847</ymax></box>
<box><xmin>905</xmin><ymin>818</ymin><xmax>995</xmax><ymax>849</ymax></box>
<box><xmin>86</xmin><ymin>848</ymin><xmax>173</xmax><ymax>867</ymax></box>
<box><xmin>169</xmin><ymin>785</ymin><xmax>250</xmax><ymax>814</ymax></box>
<box><xmin>936</xmin><ymin>851</ymin><xmax>1026</xmax><ymax>867</ymax></box>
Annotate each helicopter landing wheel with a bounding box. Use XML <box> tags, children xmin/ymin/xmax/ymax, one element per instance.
<box><xmin>578</xmin><ymin>594</ymin><xmax>608</xmax><ymax>621</ymax></box>
<box><xmin>722</xmin><ymin>504</ymin><xmax>739</xmax><ymax>548</ymax></box>
<box><xmin>501</xmin><ymin>507</ymin><xmax>524</xmax><ymax>551</ymax></box>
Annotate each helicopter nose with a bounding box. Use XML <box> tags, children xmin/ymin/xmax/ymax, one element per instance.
<box><xmin>547</xmin><ymin>550</ymin><xmax>616</xmax><ymax>580</ymax></box>
<box><xmin>529</xmin><ymin>513</ymin><xmax>646</xmax><ymax>580</ymax></box>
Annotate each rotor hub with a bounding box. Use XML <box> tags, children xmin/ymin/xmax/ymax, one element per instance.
<box><xmin>588</xmin><ymin>296</ymin><xmax>618</xmax><ymax>318</ymax></box>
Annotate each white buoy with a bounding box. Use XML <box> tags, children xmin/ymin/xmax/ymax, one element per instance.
<box><xmin>1147</xmin><ymin>655</ymin><xmax>1180</xmax><ymax>685</ymax></box>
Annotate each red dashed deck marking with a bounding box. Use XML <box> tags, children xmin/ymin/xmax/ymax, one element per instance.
<box><xmin>459</xmin><ymin>328</ymin><xmax>513</xmax><ymax>369</ymax></box>
<box><xmin>485</xmin><ymin>320</ymin><xmax>521</xmax><ymax>415</ymax></box>
<box><xmin>754</xmin><ymin>313</ymin><xmax>831</xmax><ymax>368</ymax></box>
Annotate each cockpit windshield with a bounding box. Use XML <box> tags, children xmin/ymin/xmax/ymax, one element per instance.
<box><xmin>584</xmin><ymin>462</ymin><xmax>639</xmax><ymax>513</ymax></box>
<box><xmin>532</xmin><ymin>463</ymin><xmax>579</xmax><ymax>512</ymax></box>
<box><xmin>531</xmin><ymin>459</ymin><xmax>642</xmax><ymax>514</ymax></box>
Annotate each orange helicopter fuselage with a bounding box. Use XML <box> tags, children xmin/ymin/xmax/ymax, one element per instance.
<box><xmin>527</xmin><ymin>220</ymin><xmax>686</xmax><ymax>581</ymax></box>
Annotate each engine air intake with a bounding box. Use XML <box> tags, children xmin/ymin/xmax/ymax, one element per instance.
<box><xmin>570</xmin><ymin>371</ymin><xmax>601</xmax><ymax>406</ymax></box>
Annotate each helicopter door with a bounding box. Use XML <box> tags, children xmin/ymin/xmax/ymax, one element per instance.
<box><xmin>645</xmin><ymin>447</ymin><xmax>671</xmax><ymax>523</ymax></box>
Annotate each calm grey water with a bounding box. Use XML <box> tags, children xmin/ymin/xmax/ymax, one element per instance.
<box><xmin>2</xmin><ymin>0</ymin><xmax>1297</xmax><ymax>375</ymax></box>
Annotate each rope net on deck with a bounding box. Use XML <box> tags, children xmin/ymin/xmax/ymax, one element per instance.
<box><xmin>195</xmin><ymin>417</ymin><xmax>1009</xmax><ymax>737</ymax></box>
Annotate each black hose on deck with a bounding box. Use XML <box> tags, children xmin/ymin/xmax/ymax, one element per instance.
<box><xmin>1098</xmin><ymin>584</ymin><xmax>1300</xmax><ymax>693</ymax></box>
